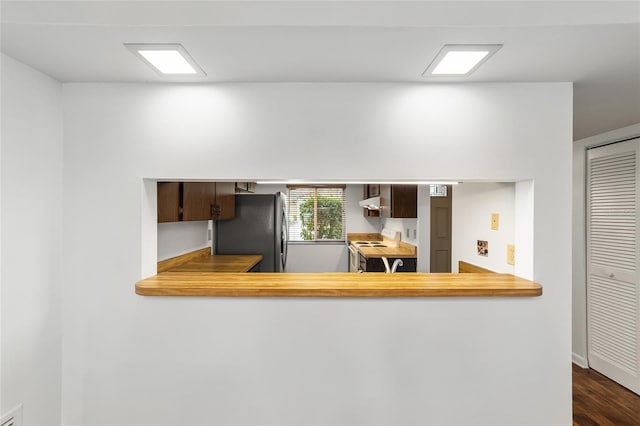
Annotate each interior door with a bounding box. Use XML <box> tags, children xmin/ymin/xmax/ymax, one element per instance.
<box><xmin>430</xmin><ymin>185</ymin><xmax>452</xmax><ymax>272</ymax></box>
<box><xmin>587</xmin><ymin>138</ymin><xmax>640</xmax><ymax>395</ymax></box>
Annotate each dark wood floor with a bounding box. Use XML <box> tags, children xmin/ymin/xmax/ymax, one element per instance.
<box><xmin>573</xmin><ymin>363</ymin><xmax>640</xmax><ymax>425</ymax></box>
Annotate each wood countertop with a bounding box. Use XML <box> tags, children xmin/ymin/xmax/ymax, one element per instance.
<box><xmin>347</xmin><ymin>233</ymin><xmax>417</xmax><ymax>259</ymax></box>
<box><xmin>347</xmin><ymin>233</ymin><xmax>382</xmax><ymax>242</ymax></box>
<box><xmin>136</xmin><ymin>272</ymin><xmax>542</xmax><ymax>297</ymax></box>
<box><xmin>168</xmin><ymin>255</ymin><xmax>263</xmax><ymax>273</ymax></box>
<box><xmin>356</xmin><ymin>244</ymin><xmax>417</xmax><ymax>259</ymax></box>
<box><xmin>156</xmin><ymin>249</ymin><xmax>263</xmax><ymax>273</ymax></box>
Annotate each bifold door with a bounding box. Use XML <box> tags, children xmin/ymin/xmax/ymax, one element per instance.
<box><xmin>587</xmin><ymin>138</ymin><xmax>640</xmax><ymax>395</ymax></box>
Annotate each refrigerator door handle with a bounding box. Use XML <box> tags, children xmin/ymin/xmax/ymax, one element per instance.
<box><xmin>281</xmin><ymin>208</ymin><xmax>288</xmax><ymax>270</ymax></box>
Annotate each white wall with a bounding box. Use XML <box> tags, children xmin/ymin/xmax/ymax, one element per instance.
<box><xmin>61</xmin><ymin>82</ymin><xmax>572</xmax><ymax>425</ymax></box>
<box><xmin>253</xmin><ymin>183</ymin><xmax>286</xmax><ymax>195</ymax></box>
<box><xmin>343</xmin><ymin>184</ymin><xmax>379</xmax><ymax>237</ymax></box>
<box><xmin>1</xmin><ymin>54</ymin><xmax>63</xmax><ymax>425</ymax></box>
<box><xmin>451</xmin><ymin>183</ymin><xmax>516</xmax><ymax>273</ymax></box>
<box><xmin>416</xmin><ymin>186</ymin><xmax>431</xmax><ymax>272</ymax></box>
<box><xmin>157</xmin><ymin>221</ymin><xmax>209</xmax><ymax>261</ymax></box>
<box><xmin>514</xmin><ymin>180</ymin><xmax>535</xmax><ymax>280</ymax></box>
<box><xmin>572</xmin><ymin>123</ymin><xmax>640</xmax><ymax>367</ymax></box>
<box><xmin>382</xmin><ymin>218</ymin><xmax>418</xmax><ymax>246</ymax></box>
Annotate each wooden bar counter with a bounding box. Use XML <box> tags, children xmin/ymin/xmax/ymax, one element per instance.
<box><xmin>141</xmin><ymin>249</ymin><xmax>541</xmax><ymax>297</ymax></box>
<box><xmin>136</xmin><ymin>272</ymin><xmax>542</xmax><ymax>297</ymax></box>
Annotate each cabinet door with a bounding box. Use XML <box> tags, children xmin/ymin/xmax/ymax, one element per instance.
<box><xmin>214</xmin><ymin>182</ymin><xmax>236</xmax><ymax>220</ymax></box>
<box><xmin>393</xmin><ymin>257</ymin><xmax>417</xmax><ymax>272</ymax></box>
<box><xmin>391</xmin><ymin>185</ymin><xmax>418</xmax><ymax>218</ymax></box>
<box><xmin>379</xmin><ymin>184</ymin><xmax>392</xmax><ymax>218</ymax></box>
<box><xmin>364</xmin><ymin>258</ymin><xmax>386</xmax><ymax>272</ymax></box>
<box><xmin>157</xmin><ymin>182</ymin><xmax>181</xmax><ymax>223</ymax></box>
<box><xmin>182</xmin><ymin>182</ymin><xmax>215</xmax><ymax>221</ymax></box>
<box><xmin>364</xmin><ymin>257</ymin><xmax>417</xmax><ymax>272</ymax></box>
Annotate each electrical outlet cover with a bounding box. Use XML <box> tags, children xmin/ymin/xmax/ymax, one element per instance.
<box><xmin>491</xmin><ymin>213</ymin><xmax>499</xmax><ymax>230</ymax></box>
<box><xmin>507</xmin><ymin>244</ymin><xmax>515</xmax><ymax>265</ymax></box>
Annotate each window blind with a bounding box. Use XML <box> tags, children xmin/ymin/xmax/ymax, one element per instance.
<box><xmin>287</xmin><ymin>186</ymin><xmax>346</xmax><ymax>242</ymax></box>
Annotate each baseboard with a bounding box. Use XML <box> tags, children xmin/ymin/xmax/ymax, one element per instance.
<box><xmin>572</xmin><ymin>352</ymin><xmax>589</xmax><ymax>368</ymax></box>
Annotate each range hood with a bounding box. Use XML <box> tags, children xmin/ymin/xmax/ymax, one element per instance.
<box><xmin>359</xmin><ymin>196</ymin><xmax>381</xmax><ymax>210</ymax></box>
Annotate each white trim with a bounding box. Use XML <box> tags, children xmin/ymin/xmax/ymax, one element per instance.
<box><xmin>572</xmin><ymin>353</ymin><xmax>589</xmax><ymax>368</ymax></box>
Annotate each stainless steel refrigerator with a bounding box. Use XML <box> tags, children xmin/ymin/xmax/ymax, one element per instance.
<box><xmin>215</xmin><ymin>192</ymin><xmax>288</xmax><ymax>272</ymax></box>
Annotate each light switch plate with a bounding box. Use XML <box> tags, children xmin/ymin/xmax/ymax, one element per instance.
<box><xmin>491</xmin><ymin>213</ymin><xmax>499</xmax><ymax>230</ymax></box>
<box><xmin>507</xmin><ymin>244</ymin><xmax>515</xmax><ymax>265</ymax></box>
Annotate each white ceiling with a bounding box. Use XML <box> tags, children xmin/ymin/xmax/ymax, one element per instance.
<box><xmin>2</xmin><ymin>1</ymin><xmax>639</xmax><ymax>140</ymax></box>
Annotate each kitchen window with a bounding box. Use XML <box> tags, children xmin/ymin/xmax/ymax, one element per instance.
<box><xmin>287</xmin><ymin>185</ymin><xmax>346</xmax><ymax>242</ymax></box>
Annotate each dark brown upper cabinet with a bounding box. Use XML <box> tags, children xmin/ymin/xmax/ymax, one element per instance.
<box><xmin>380</xmin><ymin>184</ymin><xmax>418</xmax><ymax>218</ymax></box>
<box><xmin>157</xmin><ymin>182</ymin><xmax>181</xmax><ymax>223</ymax></box>
<box><xmin>157</xmin><ymin>182</ymin><xmax>235</xmax><ymax>223</ymax></box>
<box><xmin>181</xmin><ymin>182</ymin><xmax>215</xmax><ymax>221</ymax></box>
<box><xmin>213</xmin><ymin>182</ymin><xmax>235</xmax><ymax>221</ymax></box>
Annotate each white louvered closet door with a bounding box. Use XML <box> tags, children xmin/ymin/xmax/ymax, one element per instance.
<box><xmin>587</xmin><ymin>138</ymin><xmax>640</xmax><ymax>395</ymax></box>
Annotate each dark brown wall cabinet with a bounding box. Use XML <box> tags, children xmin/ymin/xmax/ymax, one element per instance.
<box><xmin>157</xmin><ymin>182</ymin><xmax>181</xmax><ymax>223</ymax></box>
<box><xmin>157</xmin><ymin>182</ymin><xmax>235</xmax><ymax>223</ymax></box>
<box><xmin>213</xmin><ymin>182</ymin><xmax>236</xmax><ymax>221</ymax></box>
<box><xmin>380</xmin><ymin>184</ymin><xmax>418</xmax><ymax>218</ymax></box>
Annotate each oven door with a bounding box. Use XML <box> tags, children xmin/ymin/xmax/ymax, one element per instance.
<box><xmin>348</xmin><ymin>244</ymin><xmax>360</xmax><ymax>272</ymax></box>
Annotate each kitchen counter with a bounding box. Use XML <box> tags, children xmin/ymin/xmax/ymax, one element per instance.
<box><xmin>156</xmin><ymin>248</ymin><xmax>263</xmax><ymax>273</ymax></box>
<box><xmin>347</xmin><ymin>233</ymin><xmax>417</xmax><ymax>259</ymax></box>
<box><xmin>141</xmin><ymin>247</ymin><xmax>541</xmax><ymax>297</ymax></box>
<box><xmin>167</xmin><ymin>254</ymin><xmax>263</xmax><ymax>273</ymax></box>
<box><xmin>136</xmin><ymin>272</ymin><xmax>542</xmax><ymax>297</ymax></box>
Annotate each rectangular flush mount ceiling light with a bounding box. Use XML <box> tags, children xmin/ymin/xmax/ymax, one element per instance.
<box><xmin>423</xmin><ymin>44</ymin><xmax>502</xmax><ymax>76</ymax></box>
<box><xmin>125</xmin><ymin>43</ymin><xmax>206</xmax><ymax>76</ymax></box>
